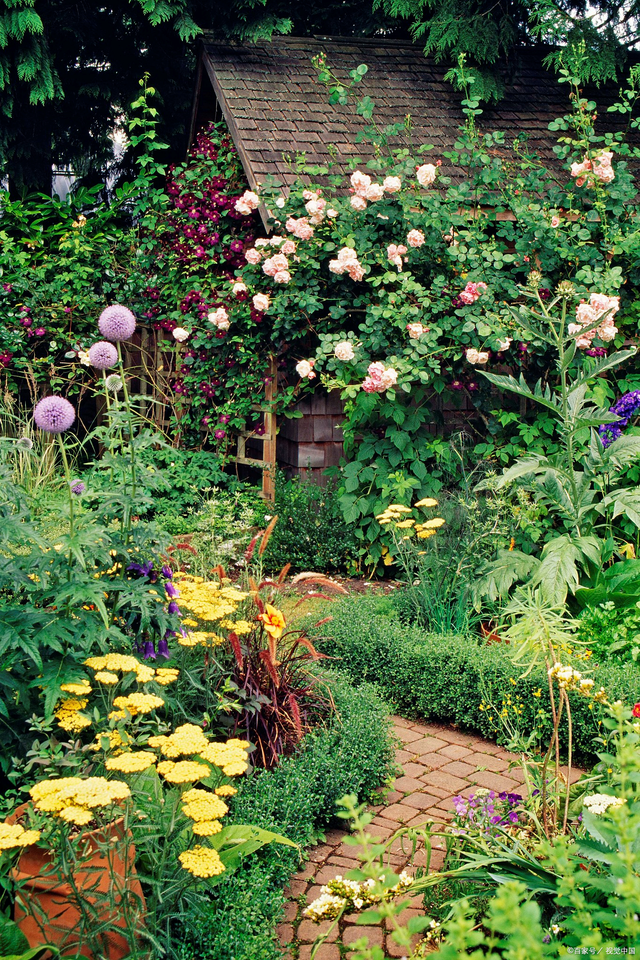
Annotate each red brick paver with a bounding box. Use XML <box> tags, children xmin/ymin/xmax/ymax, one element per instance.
<box><xmin>276</xmin><ymin>717</ymin><xmax>582</xmax><ymax>958</ymax></box>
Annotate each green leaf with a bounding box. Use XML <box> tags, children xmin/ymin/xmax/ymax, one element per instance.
<box><xmin>472</xmin><ymin>549</ymin><xmax>539</xmax><ymax>606</ymax></box>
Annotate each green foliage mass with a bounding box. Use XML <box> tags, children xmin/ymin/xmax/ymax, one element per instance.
<box><xmin>178</xmin><ymin>670</ymin><xmax>395</xmax><ymax>960</ymax></box>
<box><xmin>311</xmin><ymin>595</ymin><xmax>640</xmax><ymax>765</ymax></box>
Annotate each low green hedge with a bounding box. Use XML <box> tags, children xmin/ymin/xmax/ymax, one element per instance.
<box><xmin>178</xmin><ymin>670</ymin><xmax>395</xmax><ymax>960</ymax></box>
<box><xmin>311</xmin><ymin>596</ymin><xmax>640</xmax><ymax>767</ymax></box>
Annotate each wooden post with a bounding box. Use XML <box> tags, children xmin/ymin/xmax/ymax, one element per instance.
<box><xmin>232</xmin><ymin>355</ymin><xmax>277</xmax><ymax>500</ymax></box>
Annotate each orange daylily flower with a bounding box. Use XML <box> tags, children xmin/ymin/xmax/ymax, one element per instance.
<box><xmin>257</xmin><ymin>604</ymin><xmax>286</xmax><ymax>639</ymax></box>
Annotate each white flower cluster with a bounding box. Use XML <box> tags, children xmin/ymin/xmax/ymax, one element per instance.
<box><xmin>548</xmin><ymin>663</ymin><xmax>595</xmax><ymax>694</ymax></box>
<box><xmin>583</xmin><ymin>793</ymin><xmax>626</xmax><ymax>816</ymax></box>
<box><xmin>303</xmin><ymin>871</ymin><xmax>413</xmax><ymax>923</ymax></box>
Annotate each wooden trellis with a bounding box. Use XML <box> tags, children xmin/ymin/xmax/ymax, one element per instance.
<box><xmin>234</xmin><ymin>356</ymin><xmax>277</xmax><ymax>501</ymax></box>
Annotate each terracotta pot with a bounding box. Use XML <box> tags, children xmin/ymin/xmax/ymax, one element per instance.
<box><xmin>480</xmin><ymin>621</ymin><xmax>508</xmax><ymax>645</ymax></box>
<box><xmin>9</xmin><ymin>804</ymin><xmax>145</xmax><ymax>960</ymax></box>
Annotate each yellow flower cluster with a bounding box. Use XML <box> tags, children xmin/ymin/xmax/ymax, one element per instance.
<box><xmin>178</xmin><ymin>631</ymin><xmax>225</xmax><ymax>648</ymax></box>
<box><xmin>174</xmin><ymin>574</ymin><xmax>248</xmax><ymax>625</ymax></box>
<box><xmin>92</xmin><ymin>729</ymin><xmax>125</xmax><ymax>752</ymax></box>
<box><xmin>180</xmin><ymin>790</ymin><xmax>229</xmax><ymax>834</ymax></box>
<box><xmin>219</xmin><ymin>620</ymin><xmax>253</xmax><ymax>635</ymax></box>
<box><xmin>0</xmin><ymin>822</ymin><xmax>41</xmax><ymax>850</ymax></box>
<box><xmin>548</xmin><ymin>663</ymin><xmax>596</xmax><ymax>694</ymax></box>
<box><xmin>178</xmin><ymin>845</ymin><xmax>225</xmax><ymax>878</ymax></box>
<box><xmin>30</xmin><ymin>777</ymin><xmax>130</xmax><ymax>826</ymax></box>
<box><xmin>94</xmin><ymin>671</ymin><xmax>120</xmax><ymax>685</ymax></box>
<box><xmin>55</xmin><ymin>698</ymin><xmax>91</xmax><ymax>733</ymax></box>
<box><xmin>155</xmin><ymin>668</ymin><xmax>180</xmax><ymax>686</ymax></box>
<box><xmin>214</xmin><ymin>785</ymin><xmax>237</xmax><ymax>798</ymax></box>
<box><xmin>109</xmin><ymin>693</ymin><xmax>165</xmax><ymax>720</ymax></box>
<box><xmin>198</xmin><ymin>739</ymin><xmax>249</xmax><ymax>777</ymax></box>
<box><xmin>85</xmin><ymin>654</ymin><xmax>140</xmax><ymax>672</ymax></box>
<box><xmin>375</xmin><ymin>501</ymin><xmax>445</xmax><ymax>539</ymax></box>
<box><xmin>105</xmin><ymin>752</ymin><xmax>157</xmax><ymax>774</ymax></box>
<box><xmin>156</xmin><ymin>760</ymin><xmax>211</xmax><ymax>784</ymax></box>
<box><xmin>60</xmin><ymin>681</ymin><xmax>92</xmax><ymax>696</ymax></box>
<box><xmin>148</xmin><ymin>723</ymin><xmax>210</xmax><ymax>758</ymax></box>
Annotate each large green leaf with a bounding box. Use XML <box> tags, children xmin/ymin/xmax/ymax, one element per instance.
<box><xmin>601</xmin><ymin>488</ymin><xmax>640</xmax><ymax>529</ymax></box>
<box><xmin>533</xmin><ymin>535</ymin><xmax>602</xmax><ymax>603</ymax></box>
<box><xmin>480</xmin><ymin>371</ymin><xmax>561</xmax><ymax>416</ymax></box>
<box><xmin>472</xmin><ymin>549</ymin><xmax>539</xmax><ymax>606</ymax></box>
<box><xmin>602</xmin><ymin>435</ymin><xmax>640</xmax><ymax>467</ymax></box>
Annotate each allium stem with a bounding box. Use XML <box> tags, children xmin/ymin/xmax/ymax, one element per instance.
<box><xmin>56</xmin><ymin>433</ymin><xmax>75</xmax><ymax>541</ymax></box>
<box><xmin>116</xmin><ymin>342</ymin><xmax>137</xmax><ymax>514</ymax></box>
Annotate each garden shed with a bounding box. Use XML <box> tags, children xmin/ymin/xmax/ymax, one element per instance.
<box><xmin>190</xmin><ymin>36</ymin><xmax>629</xmax><ymax>481</ymax></box>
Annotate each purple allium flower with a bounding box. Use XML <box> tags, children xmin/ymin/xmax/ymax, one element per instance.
<box><xmin>88</xmin><ymin>340</ymin><xmax>118</xmax><ymax>370</ymax></box>
<box><xmin>143</xmin><ymin>640</ymin><xmax>156</xmax><ymax>660</ymax></box>
<box><xmin>70</xmin><ymin>480</ymin><xmax>86</xmax><ymax>495</ymax></box>
<box><xmin>98</xmin><ymin>304</ymin><xmax>136</xmax><ymax>342</ymax></box>
<box><xmin>214</xmin><ymin>428</ymin><xmax>226</xmax><ymax>440</ymax></box>
<box><xmin>34</xmin><ymin>396</ymin><xmax>76</xmax><ymax>434</ymax></box>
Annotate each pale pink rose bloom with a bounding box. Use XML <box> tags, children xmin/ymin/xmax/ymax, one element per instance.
<box><xmin>350</xmin><ymin>195</ymin><xmax>368</xmax><ymax>212</ymax></box>
<box><xmin>576</xmin><ymin>303</ymin><xmax>597</xmax><ymax>325</ymax></box>
<box><xmin>380</xmin><ymin>368</ymin><xmax>397</xmax><ymax>389</ymax></box>
<box><xmin>172</xmin><ymin>327</ymin><xmax>189</xmax><ymax>342</ymax></box>
<box><xmin>329</xmin><ymin>259</ymin><xmax>344</xmax><ymax>274</ymax></box>
<box><xmin>497</xmin><ymin>336</ymin><xmax>513</xmax><ymax>351</ymax></box>
<box><xmin>387</xmin><ymin>243</ymin><xmax>407</xmax><ymax>270</ymax></box>
<box><xmin>274</xmin><ymin>270</ymin><xmax>291</xmax><ymax>284</ymax></box>
<box><xmin>350</xmin><ymin>171</ymin><xmax>372</xmax><ymax>197</ymax></box>
<box><xmin>281</xmin><ymin>240</ymin><xmax>297</xmax><ymax>255</ymax></box>
<box><xmin>338</xmin><ymin>248</ymin><xmax>358</xmax><ymax>262</ymax></box>
<box><xmin>459</xmin><ymin>290</ymin><xmax>475</xmax><ymax>305</ymax></box>
<box><xmin>335</xmin><ymin>341</ymin><xmax>355</xmax><ymax>361</ymax></box>
<box><xmin>262</xmin><ymin>258</ymin><xmax>278</xmax><ymax>277</ymax></box>
<box><xmin>271</xmin><ymin>253</ymin><xmax>289</xmax><ymax>271</ymax></box>
<box><xmin>590</xmin><ymin>293</ymin><xmax>619</xmax><ymax>316</ymax></box>
<box><xmin>367</xmin><ymin>361</ymin><xmax>386</xmax><ymax>383</ymax></box>
<box><xmin>597</xmin><ymin>319</ymin><xmax>618</xmax><ymax>342</ymax></box>
<box><xmin>550</xmin><ymin>216</ymin><xmax>561</xmax><ymax>228</ymax></box>
<box><xmin>275</xmin><ymin>197</ymin><xmax>286</xmax><ymax>208</ymax></box>
<box><xmin>232</xmin><ymin>281</ymin><xmax>248</xmax><ymax>294</ymax></box>
<box><xmin>592</xmin><ymin>151</ymin><xmax>614</xmax><ymax>183</ymax></box>
<box><xmin>407</xmin><ymin>229</ymin><xmax>425</xmax><ymax>248</ymax></box>
<box><xmin>303</xmin><ymin>189</ymin><xmax>319</xmax><ymax>201</ymax></box>
<box><xmin>365</xmin><ymin>183</ymin><xmax>385</xmax><ymax>201</ymax></box>
<box><xmin>305</xmin><ymin>198</ymin><xmax>326</xmax><ymax>217</ymax></box>
<box><xmin>383</xmin><ymin>176</ymin><xmax>402</xmax><ymax>193</ymax></box>
<box><xmin>217</xmin><ymin>318</ymin><xmax>230</xmax><ymax>331</ymax></box>
<box><xmin>327</xmin><ymin>208</ymin><xmax>339</xmax><ymax>218</ymax></box>
<box><xmin>286</xmin><ymin>217</ymin><xmax>314</xmax><ymax>240</ymax></box>
<box><xmin>347</xmin><ymin>262</ymin><xmax>365</xmax><ymax>281</ymax></box>
<box><xmin>465</xmin><ymin>348</ymin><xmax>489</xmax><ymax>365</ymax></box>
<box><xmin>416</xmin><ymin>163</ymin><xmax>437</xmax><ymax>187</ymax></box>
<box><xmin>406</xmin><ymin>323</ymin><xmax>424</xmax><ymax>339</ymax></box>
<box><xmin>235</xmin><ymin>190</ymin><xmax>260</xmax><ymax>214</ymax></box>
<box><xmin>361</xmin><ymin>377</ymin><xmax>378</xmax><ymax>393</ymax></box>
<box><xmin>245</xmin><ymin>249</ymin><xmax>261</xmax><ymax>264</ymax></box>
<box><xmin>255</xmin><ymin>238</ymin><xmax>269</xmax><ymax>248</ymax></box>
<box><xmin>208</xmin><ymin>307</ymin><xmax>229</xmax><ymax>328</ymax></box>
<box><xmin>269</xmin><ymin>236</ymin><xmax>285</xmax><ymax>247</ymax></box>
<box><xmin>296</xmin><ymin>359</ymin><xmax>315</xmax><ymax>378</ymax></box>
<box><xmin>567</xmin><ymin>323</ymin><xmax>583</xmax><ymax>337</ymax></box>
<box><xmin>252</xmin><ymin>293</ymin><xmax>270</xmax><ymax>312</ymax></box>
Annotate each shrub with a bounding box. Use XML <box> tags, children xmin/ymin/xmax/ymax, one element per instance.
<box><xmin>259</xmin><ymin>473</ymin><xmax>359</xmax><ymax>574</ymax></box>
<box><xmin>178</xmin><ymin>670</ymin><xmax>395</xmax><ymax>960</ymax></box>
<box><xmin>311</xmin><ymin>597</ymin><xmax>640</xmax><ymax>766</ymax></box>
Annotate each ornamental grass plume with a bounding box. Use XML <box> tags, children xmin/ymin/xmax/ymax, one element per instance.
<box><xmin>33</xmin><ymin>396</ymin><xmax>76</xmax><ymax>434</ymax></box>
<box><xmin>88</xmin><ymin>341</ymin><xmax>118</xmax><ymax>370</ymax></box>
<box><xmin>98</xmin><ymin>304</ymin><xmax>136</xmax><ymax>342</ymax></box>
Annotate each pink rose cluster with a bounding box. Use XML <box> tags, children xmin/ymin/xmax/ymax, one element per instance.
<box><xmin>406</xmin><ymin>229</ymin><xmax>425</xmax><ymax>248</ymax></box>
<box><xmin>295</xmin><ymin>359</ymin><xmax>316</xmax><ymax>379</ymax></box>
<box><xmin>235</xmin><ymin>190</ymin><xmax>261</xmax><ymax>215</ymax></box>
<box><xmin>465</xmin><ymin>347</ymin><xmax>490</xmax><ymax>365</ymax></box>
<box><xmin>262</xmin><ymin>252</ymin><xmax>291</xmax><ymax>284</ymax></box>
<box><xmin>286</xmin><ymin>216</ymin><xmax>315</xmax><ymax>240</ymax></box>
<box><xmin>329</xmin><ymin>247</ymin><xmax>364</xmax><ymax>282</ymax></box>
<box><xmin>387</xmin><ymin>243</ymin><xmax>407</xmax><ymax>271</ymax></box>
<box><xmin>349</xmin><ymin>170</ymin><xmax>401</xmax><ymax>211</ymax></box>
<box><xmin>568</xmin><ymin>293</ymin><xmax>619</xmax><ymax>349</ymax></box>
<box><xmin>361</xmin><ymin>361</ymin><xmax>398</xmax><ymax>394</ymax></box>
<box><xmin>459</xmin><ymin>281</ymin><xmax>487</xmax><ymax>305</ymax></box>
<box><xmin>570</xmin><ymin>151</ymin><xmax>615</xmax><ymax>187</ymax></box>
<box><xmin>303</xmin><ymin>190</ymin><xmax>327</xmax><ymax>225</ymax></box>
<box><xmin>208</xmin><ymin>306</ymin><xmax>230</xmax><ymax>331</ymax></box>
<box><xmin>406</xmin><ymin>322</ymin><xmax>427</xmax><ymax>339</ymax></box>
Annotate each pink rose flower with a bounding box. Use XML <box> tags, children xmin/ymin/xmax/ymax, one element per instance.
<box><xmin>286</xmin><ymin>217</ymin><xmax>314</xmax><ymax>240</ymax></box>
<box><xmin>350</xmin><ymin>196</ymin><xmax>367</xmax><ymax>212</ymax></box>
<box><xmin>232</xmin><ymin>281</ymin><xmax>248</xmax><ymax>294</ymax></box>
<box><xmin>465</xmin><ymin>348</ymin><xmax>489</xmax><ymax>365</ymax></box>
<box><xmin>406</xmin><ymin>323</ymin><xmax>424</xmax><ymax>339</ymax></box>
<box><xmin>245</xmin><ymin>249</ymin><xmax>261</xmax><ymax>265</ymax></box>
<box><xmin>281</xmin><ymin>240</ymin><xmax>296</xmax><ymax>255</ymax></box>
<box><xmin>208</xmin><ymin>307</ymin><xmax>229</xmax><ymax>329</ymax></box>
<box><xmin>406</xmin><ymin>229</ymin><xmax>425</xmax><ymax>248</ymax></box>
<box><xmin>235</xmin><ymin>190</ymin><xmax>260</xmax><ymax>215</ymax></box>
<box><xmin>350</xmin><ymin>171</ymin><xmax>371</xmax><ymax>197</ymax></box>
<box><xmin>550</xmin><ymin>216</ymin><xmax>560</xmax><ymax>228</ymax></box>
<box><xmin>383</xmin><ymin>176</ymin><xmax>402</xmax><ymax>193</ymax></box>
<box><xmin>347</xmin><ymin>262</ymin><xmax>365</xmax><ymax>281</ymax></box>
<box><xmin>387</xmin><ymin>243</ymin><xmax>408</xmax><ymax>270</ymax></box>
<box><xmin>274</xmin><ymin>270</ymin><xmax>291</xmax><ymax>284</ymax></box>
<box><xmin>252</xmin><ymin>293</ymin><xmax>270</xmax><ymax>312</ymax></box>
<box><xmin>172</xmin><ymin>327</ymin><xmax>189</xmax><ymax>342</ymax></box>
<box><xmin>416</xmin><ymin>163</ymin><xmax>437</xmax><ymax>187</ymax></box>
<box><xmin>365</xmin><ymin>183</ymin><xmax>385</xmax><ymax>201</ymax></box>
<box><xmin>296</xmin><ymin>359</ymin><xmax>315</xmax><ymax>378</ymax></box>
<box><xmin>334</xmin><ymin>341</ymin><xmax>355</xmax><ymax>361</ymax></box>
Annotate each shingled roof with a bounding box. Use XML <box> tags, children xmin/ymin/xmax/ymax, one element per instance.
<box><xmin>192</xmin><ymin>35</ymin><xmax>631</xmax><ymax>194</ymax></box>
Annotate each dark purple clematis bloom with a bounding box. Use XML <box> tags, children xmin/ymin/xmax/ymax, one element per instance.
<box><xmin>143</xmin><ymin>640</ymin><xmax>156</xmax><ymax>660</ymax></box>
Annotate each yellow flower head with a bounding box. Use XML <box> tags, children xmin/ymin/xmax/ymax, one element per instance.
<box><xmin>256</xmin><ymin>604</ymin><xmax>286</xmax><ymax>639</ymax></box>
<box><xmin>154</xmin><ymin>668</ymin><xmax>180</xmax><ymax>686</ymax></box>
<box><xmin>156</xmin><ymin>760</ymin><xmax>211</xmax><ymax>784</ymax></box>
<box><xmin>112</xmin><ymin>693</ymin><xmax>165</xmax><ymax>717</ymax></box>
<box><xmin>421</xmin><ymin>517</ymin><xmax>445</xmax><ymax>530</ymax></box>
<box><xmin>105</xmin><ymin>752</ymin><xmax>157</xmax><ymax>774</ymax></box>
<box><xmin>60</xmin><ymin>682</ymin><xmax>92</xmax><ymax>696</ymax></box>
<box><xmin>178</xmin><ymin>845</ymin><xmax>225</xmax><ymax>878</ymax></box>
<box><xmin>30</xmin><ymin>777</ymin><xmax>130</xmax><ymax>819</ymax></box>
<box><xmin>181</xmin><ymin>795</ymin><xmax>229</xmax><ymax>822</ymax></box>
<box><xmin>0</xmin><ymin>822</ymin><xmax>41</xmax><ymax>850</ymax></box>
<box><xmin>215</xmin><ymin>785</ymin><xmax>238</xmax><ymax>797</ymax></box>
<box><xmin>395</xmin><ymin>519</ymin><xmax>415</xmax><ymax>529</ymax></box>
<box><xmin>388</xmin><ymin>504</ymin><xmax>412</xmax><ymax>513</ymax></box>
<box><xmin>415</xmin><ymin>497</ymin><xmax>438</xmax><ymax>508</ymax></box>
<box><xmin>191</xmin><ymin>820</ymin><xmax>223</xmax><ymax>836</ymax></box>
<box><xmin>94</xmin><ymin>671</ymin><xmax>120</xmax><ymax>685</ymax></box>
<box><xmin>148</xmin><ymin>723</ymin><xmax>209</xmax><ymax>758</ymax></box>
<box><xmin>134</xmin><ymin>664</ymin><xmax>156</xmax><ymax>684</ymax></box>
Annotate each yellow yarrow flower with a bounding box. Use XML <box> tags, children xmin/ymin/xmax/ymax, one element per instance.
<box><xmin>30</xmin><ymin>777</ymin><xmax>130</xmax><ymax>819</ymax></box>
<box><xmin>191</xmin><ymin>820</ymin><xmax>223</xmax><ymax>836</ymax></box>
<box><xmin>388</xmin><ymin>504</ymin><xmax>412</xmax><ymax>512</ymax></box>
<box><xmin>112</xmin><ymin>693</ymin><xmax>165</xmax><ymax>717</ymax></box>
<box><xmin>0</xmin><ymin>823</ymin><xmax>41</xmax><ymax>850</ymax></box>
<box><xmin>156</xmin><ymin>760</ymin><xmax>211</xmax><ymax>784</ymax></box>
<box><xmin>420</xmin><ymin>517</ymin><xmax>445</xmax><ymax>530</ymax></box>
<box><xmin>155</xmin><ymin>668</ymin><xmax>180</xmax><ymax>685</ymax></box>
<box><xmin>134</xmin><ymin>664</ymin><xmax>156</xmax><ymax>684</ymax></box>
<box><xmin>395</xmin><ymin>519</ymin><xmax>415</xmax><ymax>529</ymax></box>
<box><xmin>148</xmin><ymin>723</ymin><xmax>209</xmax><ymax>758</ymax></box>
<box><xmin>178</xmin><ymin>845</ymin><xmax>225</xmax><ymax>878</ymax></box>
<box><xmin>94</xmin><ymin>671</ymin><xmax>120</xmax><ymax>685</ymax></box>
<box><xmin>60</xmin><ymin>682</ymin><xmax>92</xmax><ymax>696</ymax></box>
<box><xmin>215</xmin><ymin>785</ymin><xmax>237</xmax><ymax>797</ymax></box>
<box><xmin>181</xmin><ymin>796</ymin><xmax>229</xmax><ymax>822</ymax></box>
<box><xmin>415</xmin><ymin>497</ymin><xmax>438</xmax><ymax>508</ymax></box>
<box><xmin>105</xmin><ymin>752</ymin><xmax>157</xmax><ymax>774</ymax></box>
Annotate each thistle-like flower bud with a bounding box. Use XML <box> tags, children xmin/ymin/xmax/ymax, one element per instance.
<box><xmin>527</xmin><ymin>270</ymin><xmax>543</xmax><ymax>290</ymax></box>
<box><xmin>556</xmin><ymin>280</ymin><xmax>575</xmax><ymax>299</ymax></box>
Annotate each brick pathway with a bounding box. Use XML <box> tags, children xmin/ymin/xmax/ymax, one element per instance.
<box><xmin>277</xmin><ymin>716</ymin><xmax>581</xmax><ymax>959</ymax></box>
